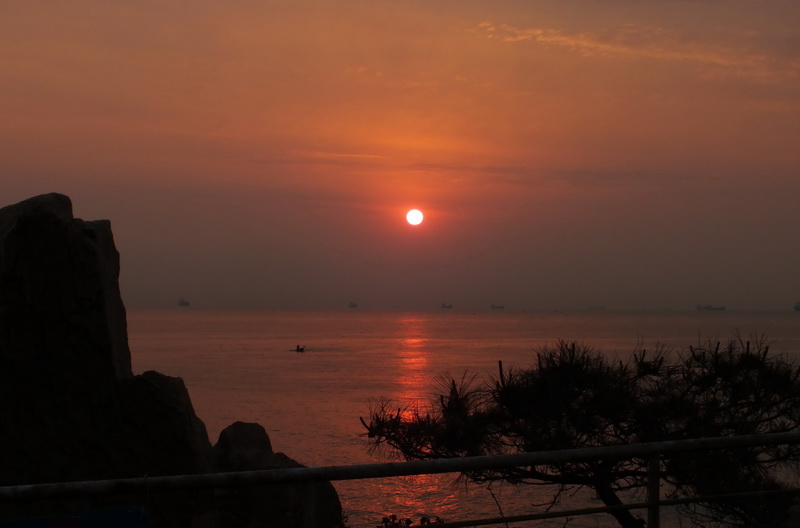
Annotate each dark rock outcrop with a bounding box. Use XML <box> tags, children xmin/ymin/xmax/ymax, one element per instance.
<box><xmin>211</xmin><ymin>422</ymin><xmax>343</xmax><ymax>528</ymax></box>
<box><xmin>0</xmin><ymin>193</ymin><xmax>342</xmax><ymax>527</ymax></box>
<box><xmin>0</xmin><ymin>192</ymin><xmax>131</xmax><ymax>380</ymax></box>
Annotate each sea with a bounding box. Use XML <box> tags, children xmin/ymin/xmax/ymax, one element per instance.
<box><xmin>127</xmin><ymin>308</ymin><xmax>800</xmax><ymax>528</ymax></box>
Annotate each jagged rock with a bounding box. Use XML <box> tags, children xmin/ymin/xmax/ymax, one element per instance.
<box><xmin>0</xmin><ymin>192</ymin><xmax>131</xmax><ymax>380</ymax></box>
<box><xmin>0</xmin><ymin>194</ymin><xmax>342</xmax><ymax>528</ymax></box>
<box><xmin>119</xmin><ymin>371</ymin><xmax>212</xmax><ymax>476</ymax></box>
<box><xmin>0</xmin><ymin>193</ymin><xmax>211</xmax><ymax>526</ymax></box>
<box><xmin>211</xmin><ymin>422</ymin><xmax>343</xmax><ymax>528</ymax></box>
<box><xmin>212</xmin><ymin>422</ymin><xmax>274</xmax><ymax>471</ymax></box>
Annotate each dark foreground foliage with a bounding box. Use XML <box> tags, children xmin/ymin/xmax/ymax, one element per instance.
<box><xmin>362</xmin><ymin>337</ymin><xmax>800</xmax><ymax>528</ymax></box>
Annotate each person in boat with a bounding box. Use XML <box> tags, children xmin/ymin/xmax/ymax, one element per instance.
<box><xmin>295</xmin><ymin>345</ymin><xmax>305</xmax><ymax>352</ymax></box>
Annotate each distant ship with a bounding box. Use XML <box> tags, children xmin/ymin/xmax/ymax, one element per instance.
<box><xmin>440</xmin><ymin>303</ymin><xmax>453</xmax><ymax>309</ymax></box>
<box><xmin>178</xmin><ymin>299</ymin><xmax>190</xmax><ymax>307</ymax></box>
<box><xmin>696</xmin><ymin>304</ymin><xmax>725</xmax><ymax>311</ymax></box>
<box><xmin>490</xmin><ymin>304</ymin><xmax>504</xmax><ymax>310</ymax></box>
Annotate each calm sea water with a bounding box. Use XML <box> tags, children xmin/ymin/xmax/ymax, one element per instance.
<box><xmin>127</xmin><ymin>308</ymin><xmax>800</xmax><ymax>528</ymax></box>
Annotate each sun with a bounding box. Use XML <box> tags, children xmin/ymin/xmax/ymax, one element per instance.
<box><xmin>406</xmin><ymin>209</ymin><xmax>424</xmax><ymax>225</ymax></box>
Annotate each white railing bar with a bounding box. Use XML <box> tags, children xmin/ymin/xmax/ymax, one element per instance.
<box><xmin>1</xmin><ymin>432</ymin><xmax>799</xmax><ymax>501</ymax></box>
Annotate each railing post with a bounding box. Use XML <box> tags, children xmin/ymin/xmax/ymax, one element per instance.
<box><xmin>303</xmin><ymin>480</ymin><xmax>317</xmax><ymax>528</ymax></box>
<box><xmin>647</xmin><ymin>455</ymin><xmax>660</xmax><ymax>528</ymax></box>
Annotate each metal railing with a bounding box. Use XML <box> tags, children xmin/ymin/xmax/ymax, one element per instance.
<box><xmin>2</xmin><ymin>431</ymin><xmax>800</xmax><ymax>527</ymax></box>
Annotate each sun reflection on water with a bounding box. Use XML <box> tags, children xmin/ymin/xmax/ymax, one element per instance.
<box><xmin>359</xmin><ymin>473</ymin><xmax>462</xmax><ymax>523</ymax></box>
<box><xmin>395</xmin><ymin>317</ymin><xmax>432</xmax><ymax>410</ymax></box>
<box><xmin>355</xmin><ymin>316</ymin><xmax>468</xmax><ymax>523</ymax></box>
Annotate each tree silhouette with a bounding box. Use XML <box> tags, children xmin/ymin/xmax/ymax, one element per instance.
<box><xmin>362</xmin><ymin>338</ymin><xmax>800</xmax><ymax>528</ymax></box>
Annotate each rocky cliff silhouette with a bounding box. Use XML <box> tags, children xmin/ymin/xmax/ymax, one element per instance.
<box><xmin>0</xmin><ymin>193</ymin><xmax>342</xmax><ymax>528</ymax></box>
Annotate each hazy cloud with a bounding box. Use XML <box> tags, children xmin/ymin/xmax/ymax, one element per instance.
<box><xmin>294</xmin><ymin>150</ymin><xmax>383</xmax><ymax>162</ymax></box>
<box><xmin>473</xmin><ymin>22</ymin><xmax>800</xmax><ymax>84</ymax></box>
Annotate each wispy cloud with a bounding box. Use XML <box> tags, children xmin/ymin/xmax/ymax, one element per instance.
<box><xmin>473</xmin><ymin>22</ymin><xmax>800</xmax><ymax>84</ymax></box>
<box><xmin>402</xmin><ymin>161</ymin><xmax>683</xmax><ymax>190</ymax></box>
<box><xmin>345</xmin><ymin>65</ymin><xmax>441</xmax><ymax>90</ymax></box>
<box><xmin>296</xmin><ymin>150</ymin><xmax>382</xmax><ymax>161</ymax></box>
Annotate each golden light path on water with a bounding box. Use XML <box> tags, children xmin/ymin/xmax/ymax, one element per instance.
<box><xmin>397</xmin><ymin>316</ymin><xmax>431</xmax><ymax>411</ymax></box>
<box><xmin>362</xmin><ymin>316</ymin><xmax>463</xmax><ymax>523</ymax></box>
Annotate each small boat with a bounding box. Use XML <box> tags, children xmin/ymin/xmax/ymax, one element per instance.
<box><xmin>295</xmin><ymin>345</ymin><xmax>305</xmax><ymax>353</ymax></box>
<box><xmin>348</xmin><ymin>302</ymin><xmax>358</xmax><ymax>309</ymax></box>
<box><xmin>696</xmin><ymin>304</ymin><xmax>725</xmax><ymax>311</ymax></box>
<box><xmin>794</xmin><ymin>302</ymin><xmax>800</xmax><ymax>312</ymax></box>
<box><xmin>490</xmin><ymin>304</ymin><xmax>504</xmax><ymax>310</ymax></box>
<box><xmin>440</xmin><ymin>303</ymin><xmax>453</xmax><ymax>309</ymax></box>
<box><xmin>178</xmin><ymin>299</ymin><xmax>190</xmax><ymax>307</ymax></box>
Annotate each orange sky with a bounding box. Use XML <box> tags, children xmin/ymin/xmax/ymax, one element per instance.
<box><xmin>3</xmin><ymin>1</ymin><xmax>799</xmax><ymax>310</ymax></box>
